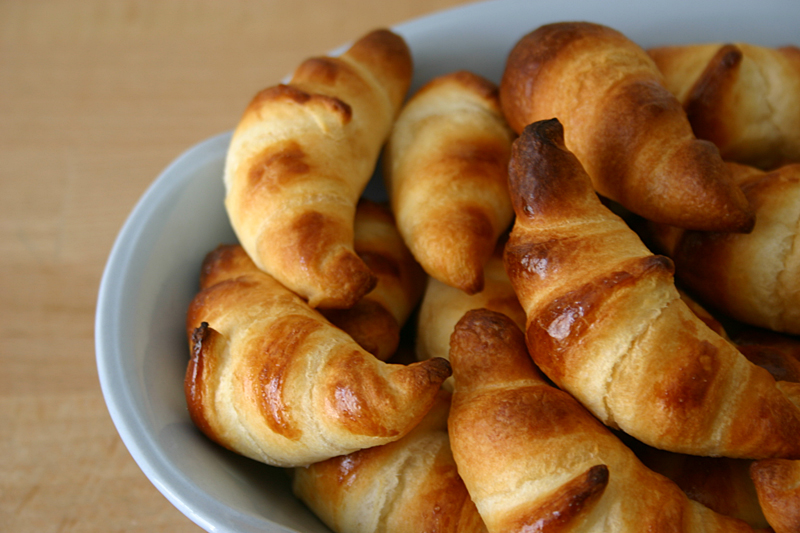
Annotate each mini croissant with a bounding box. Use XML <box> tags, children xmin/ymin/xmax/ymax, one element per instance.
<box><xmin>649</xmin><ymin>42</ymin><xmax>800</xmax><ymax>169</ymax></box>
<box><xmin>503</xmin><ymin>119</ymin><xmax>800</xmax><ymax>459</ymax></box>
<box><xmin>184</xmin><ymin>244</ymin><xmax>450</xmax><ymax>467</ymax></box>
<box><xmin>321</xmin><ymin>199</ymin><xmax>426</xmax><ymax>361</ymax></box>
<box><xmin>292</xmin><ymin>390</ymin><xmax>488</xmax><ymax>533</ymax></box>
<box><xmin>224</xmin><ymin>29</ymin><xmax>413</xmax><ymax>308</ymax></box>
<box><xmin>447</xmin><ymin>309</ymin><xmax>754</xmax><ymax>533</ymax></box>
<box><xmin>383</xmin><ymin>70</ymin><xmax>516</xmax><ymax>294</ymax></box>
<box><xmin>500</xmin><ymin>21</ymin><xmax>753</xmax><ymax>232</ymax></box>
<box><xmin>647</xmin><ymin>162</ymin><xmax>800</xmax><ymax>335</ymax></box>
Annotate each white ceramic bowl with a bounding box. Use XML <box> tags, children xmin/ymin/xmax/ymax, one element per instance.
<box><xmin>95</xmin><ymin>1</ymin><xmax>800</xmax><ymax>531</ymax></box>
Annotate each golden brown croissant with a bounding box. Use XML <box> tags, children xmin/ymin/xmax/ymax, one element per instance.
<box><xmin>415</xmin><ymin>240</ymin><xmax>525</xmax><ymax>390</ymax></box>
<box><xmin>224</xmin><ymin>29</ymin><xmax>413</xmax><ymax>308</ymax></box>
<box><xmin>321</xmin><ymin>199</ymin><xmax>426</xmax><ymax>361</ymax></box>
<box><xmin>649</xmin><ymin>42</ymin><xmax>800</xmax><ymax>169</ymax></box>
<box><xmin>447</xmin><ymin>308</ymin><xmax>755</xmax><ymax>532</ymax></box>
<box><xmin>383</xmin><ymin>70</ymin><xmax>515</xmax><ymax>294</ymax></box>
<box><xmin>184</xmin><ymin>244</ymin><xmax>451</xmax><ymax>467</ymax></box>
<box><xmin>647</xmin><ymin>162</ymin><xmax>800</xmax><ymax>335</ymax></box>
<box><xmin>292</xmin><ymin>390</ymin><xmax>488</xmax><ymax>533</ymax></box>
<box><xmin>499</xmin><ymin>21</ymin><xmax>754</xmax><ymax>233</ymax></box>
<box><xmin>750</xmin><ymin>459</ymin><xmax>800</xmax><ymax>533</ymax></box>
<box><xmin>503</xmin><ymin>118</ymin><xmax>800</xmax><ymax>459</ymax></box>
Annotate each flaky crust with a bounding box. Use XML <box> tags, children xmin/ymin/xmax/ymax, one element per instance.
<box><xmin>184</xmin><ymin>244</ymin><xmax>450</xmax><ymax>467</ymax></box>
<box><xmin>649</xmin><ymin>42</ymin><xmax>800</xmax><ymax>169</ymax></box>
<box><xmin>447</xmin><ymin>309</ymin><xmax>754</xmax><ymax>533</ymax></box>
<box><xmin>647</xmin><ymin>162</ymin><xmax>800</xmax><ymax>335</ymax></box>
<box><xmin>500</xmin><ymin>22</ymin><xmax>753</xmax><ymax>232</ymax></box>
<box><xmin>383</xmin><ymin>70</ymin><xmax>515</xmax><ymax>294</ymax></box>
<box><xmin>415</xmin><ymin>240</ymin><xmax>525</xmax><ymax>390</ymax></box>
<box><xmin>321</xmin><ymin>199</ymin><xmax>426</xmax><ymax>361</ymax></box>
<box><xmin>292</xmin><ymin>391</ymin><xmax>488</xmax><ymax>533</ymax></box>
<box><xmin>503</xmin><ymin>119</ymin><xmax>800</xmax><ymax>459</ymax></box>
<box><xmin>224</xmin><ymin>29</ymin><xmax>413</xmax><ymax>308</ymax></box>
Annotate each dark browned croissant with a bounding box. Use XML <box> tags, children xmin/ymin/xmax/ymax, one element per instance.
<box><xmin>447</xmin><ymin>308</ymin><xmax>754</xmax><ymax>532</ymax></box>
<box><xmin>321</xmin><ymin>199</ymin><xmax>426</xmax><ymax>361</ymax></box>
<box><xmin>184</xmin><ymin>244</ymin><xmax>450</xmax><ymax>467</ymax></box>
<box><xmin>500</xmin><ymin>21</ymin><xmax>753</xmax><ymax>233</ymax></box>
<box><xmin>224</xmin><ymin>29</ymin><xmax>413</xmax><ymax>308</ymax></box>
<box><xmin>647</xmin><ymin>162</ymin><xmax>800</xmax><ymax>335</ymax></box>
<box><xmin>292</xmin><ymin>390</ymin><xmax>488</xmax><ymax>533</ymax></box>
<box><xmin>649</xmin><ymin>42</ymin><xmax>800</xmax><ymax>169</ymax></box>
<box><xmin>383</xmin><ymin>70</ymin><xmax>515</xmax><ymax>294</ymax></box>
<box><xmin>503</xmin><ymin>118</ymin><xmax>800</xmax><ymax>459</ymax></box>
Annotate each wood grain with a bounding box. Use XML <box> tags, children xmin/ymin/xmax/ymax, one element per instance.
<box><xmin>0</xmin><ymin>1</ymin><xmax>472</xmax><ymax>530</ymax></box>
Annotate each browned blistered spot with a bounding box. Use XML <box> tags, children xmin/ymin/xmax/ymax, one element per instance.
<box><xmin>246</xmin><ymin>83</ymin><xmax>352</xmax><ymax>125</ymax></box>
<box><xmin>291</xmin><ymin>210</ymin><xmax>340</xmax><ymax>269</ymax></box>
<box><xmin>295</xmin><ymin>56</ymin><xmax>343</xmax><ymax>85</ymax></box>
<box><xmin>501</xmin><ymin>464</ymin><xmax>609</xmax><ymax>532</ymax></box>
<box><xmin>655</xmin><ymin>339</ymin><xmax>720</xmax><ymax>416</ymax></box>
<box><xmin>247</xmin><ymin>140</ymin><xmax>311</xmax><ymax>193</ymax></box>
<box><xmin>185</xmin><ymin>323</ymin><xmax>219</xmax><ymax>439</ymax></box>
<box><xmin>527</xmin><ymin>256</ymin><xmax>673</xmax><ymax>382</ymax></box>
<box><xmin>251</xmin><ymin>314</ymin><xmax>324</xmax><ymax>440</ymax></box>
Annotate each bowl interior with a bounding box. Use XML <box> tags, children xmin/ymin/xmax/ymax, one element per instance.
<box><xmin>95</xmin><ymin>0</ymin><xmax>800</xmax><ymax>532</ymax></box>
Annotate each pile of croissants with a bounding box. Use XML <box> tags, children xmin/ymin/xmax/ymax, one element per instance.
<box><xmin>184</xmin><ymin>21</ymin><xmax>800</xmax><ymax>533</ymax></box>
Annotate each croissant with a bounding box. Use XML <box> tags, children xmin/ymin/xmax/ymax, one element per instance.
<box><xmin>292</xmin><ymin>390</ymin><xmax>488</xmax><ymax>533</ymax></box>
<box><xmin>647</xmin><ymin>162</ymin><xmax>800</xmax><ymax>335</ymax></box>
<box><xmin>499</xmin><ymin>21</ymin><xmax>754</xmax><ymax>233</ymax></box>
<box><xmin>732</xmin><ymin>327</ymin><xmax>800</xmax><ymax>384</ymax></box>
<box><xmin>415</xmin><ymin>240</ymin><xmax>525</xmax><ymax>390</ymax></box>
<box><xmin>750</xmin><ymin>459</ymin><xmax>800</xmax><ymax>533</ymax></box>
<box><xmin>383</xmin><ymin>70</ymin><xmax>516</xmax><ymax>294</ymax></box>
<box><xmin>224</xmin><ymin>29</ymin><xmax>413</xmax><ymax>308</ymax></box>
<box><xmin>503</xmin><ymin>118</ymin><xmax>800</xmax><ymax>459</ymax></box>
<box><xmin>447</xmin><ymin>308</ymin><xmax>754</xmax><ymax>532</ymax></box>
<box><xmin>649</xmin><ymin>42</ymin><xmax>800</xmax><ymax>169</ymax></box>
<box><xmin>321</xmin><ymin>199</ymin><xmax>426</xmax><ymax>361</ymax></box>
<box><xmin>184</xmin><ymin>244</ymin><xmax>451</xmax><ymax>467</ymax></box>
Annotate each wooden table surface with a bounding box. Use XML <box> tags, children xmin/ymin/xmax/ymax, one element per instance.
<box><xmin>0</xmin><ymin>1</ymin><xmax>474</xmax><ymax>531</ymax></box>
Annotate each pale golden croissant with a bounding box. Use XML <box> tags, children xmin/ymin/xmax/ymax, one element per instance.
<box><xmin>224</xmin><ymin>29</ymin><xmax>413</xmax><ymax>309</ymax></box>
<box><xmin>415</xmin><ymin>240</ymin><xmax>526</xmax><ymax>390</ymax></box>
<box><xmin>647</xmin><ymin>162</ymin><xmax>800</xmax><ymax>335</ymax></box>
<box><xmin>649</xmin><ymin>42</ymin><xmax>800</xmax><ymax>170</ymax></box>
<box><xmin>184</xmin><ymin>244</ymin><xmax>451</xmax><ymax>467</ymax></box>
<box><xmin>321</xmin><ymin>199</ymin><xmax>426</xmax><ymax>361</ymax></box>
<box><xmin>292</xmin><ymin>390</ymin><xmax>488</xmax><ymax>533</ymax></box>
<box><xmin>503</xmin><ymin>118</ymin><xmax>800</xmax><ymax>459</ymax></box>
<box><xmin>499</xmin><ymin>21</ymin><xmax>754</xmax><ymax>233</ymax></box>
<box><xmin>750</xmin><ymin>459</ymin><xmax>800</xmax><ymax>533</ymax></box>
<box><xmin>447</xmin><ymin>308</ymin><xmax>755</xmax><ymax>533</ymax></box>
<box><xmin>383</xmin><ymin>70</ymin><xmax>516</xmax><ymax>294</ymax></box>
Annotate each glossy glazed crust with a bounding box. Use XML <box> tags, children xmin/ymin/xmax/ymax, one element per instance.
<box><xmin>503</xmin><ymin>119</ymin><xmax>800</xmax><ymax>459</ymax></box>
<box><xmin>321</xmin><ymin>199</ymin><xmax>426</xmax><ymax>361</ymax></box>
<box><xmin>750</xmin><ymin>458</ymin><xmax>800</xmax><ymax>533</ymax></box>
<box><xmin>224</xmin><ymin>29</ymin><xmax>413</xmax><ymax>309</ymax></box>
<box><xmin>649</xmin><ymin>43</ymin><xmax>800</xmax><ymax>169</ymax></box>
<box><xmin>383</xmin><ymin>70</ymin><xmax>516</xmax><ymax>294</ymax></box>
<box><xmin>447</xmin><ymin>309</ymin><xmax>754</xmax><ymax>533</ymax></box>
<box><xmin>183</xmin><ymin>244</ymin><xmax>450</xmax><ymax>467</ymax></box>
<box><xmin>292</xmin><ymin>391</ymin><xmax>488</xmax><ymax>533</ymax></box>
<box><xmin>648</xmin><ymin>162</ymin><xmax>800</xmax><ymax>335</ymax></box>
<box><xmin>499</xmin><ymin>22</ymin><xmax>753</xmax><ymax>233</ymax></box>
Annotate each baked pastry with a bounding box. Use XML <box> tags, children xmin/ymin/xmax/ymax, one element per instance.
<box><xmin>649</xmin><ymin>42</ymin><xmax>800</xmax><ymax>169</ymax></box>
<box><xmin>732</xmin><ymin>327</ymin><xmax>800</xmax><ymax>384</ymax></box>
<box><xmin>503</xmin><ymin>118</ymin><xmax>800</xmax><ymax>459</ymax></box>
<box><xmin>321</xmin><ymin>199</ymin><xmax>426</xmax><ymax>361</ymax></box>
<box><xmin>415</xmin><ymin>240</ymin><xmax>525</xmax><ymax>390</ymax></box>
<box><xmin>184</xmin><ymin>244</ymin><xmax>451</xmax><ymax>467</ymax></box>
<box><xmin>292</xmin><ymin>390</ymin><xmax>488</xmax><ymax>533</ymax></box>
<box><xmin>447</xmin><ymin>308</ymin><xmax>754</xmax><ymax>532</ymax></box>
<box><xmin>647</xmin><ymin>162</ymin><xmax>800</xmax><ymax>335</ymax></box>
<box><xmin>224</xmin><ymin>29</ymin><xmax>413</xmax><ymax>308</ymax></box>
<box><xmin>383</xmin><ymin>70</ymin><xmax>515</xmax><ymax>294</ymax></box>
<box><xmin>500</xmin><ymin>21</ymin><xmax>754</xmax><ymax>233</ymax></box>
<box><xmin>750</xmin><ymin>459</ymin><xmax>800</xmax><ymax>533</ymax></box>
